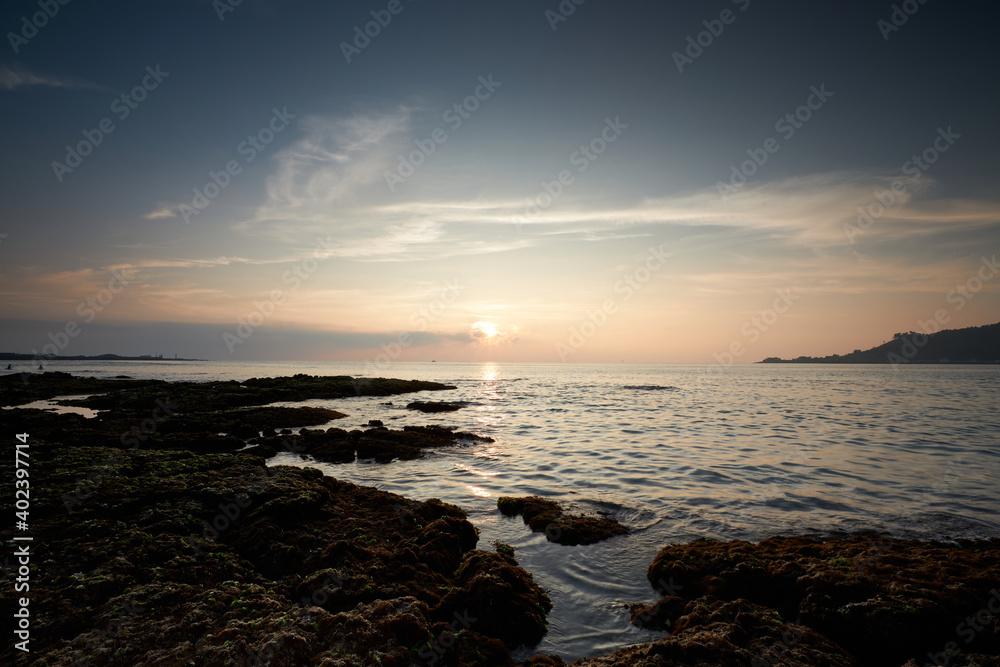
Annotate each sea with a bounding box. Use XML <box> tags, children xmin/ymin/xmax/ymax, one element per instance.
<box><xmin>10</xmin><ymin>360</ymin><xmax>1000</xmax><ymax>661</ymax></box>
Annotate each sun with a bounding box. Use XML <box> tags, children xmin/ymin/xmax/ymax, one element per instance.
<box><xmin>471</xmin><ymin>321</ymin><xmax>500</xmax><ymax>342</ymax></box>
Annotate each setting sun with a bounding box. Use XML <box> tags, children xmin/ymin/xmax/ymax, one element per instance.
<box><xmin>471</xmin><ymin>321</ymin><xmax>500</xmax><ymax>341</ymax></box>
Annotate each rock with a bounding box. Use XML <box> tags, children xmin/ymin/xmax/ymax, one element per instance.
<box><xmin>580</xmin><ymin>597</ymin><xmax>857</xmax><ymax>666</ymax></box>
<box><xmin>644</xmin><ymin>534</ymin><xmax>1000</xmax><ymax>666</ymax></box>
<box><xmin>3</xmin><ymin>433</ymin><xmax>554</xmax><ymax>666</ymax></box>
<box><xmin>407</xmin><ymin>400</ymin><xmax>464</xmax><ymax>413</ymax></box>
<box><xmin>630</xmin><ymin>595</ymin><xmax>686</xmax><ymax>631</ymax></box>
<box><xmin>523</xmin><ymin>656</ymin><xmax>569</xmax><ymax>667</ymax></box>
<box><xmin>231</xmin><ymin>423</ymin><xmax>260</xmax><ymax>440</ymax></box>
<box><xmin>285</xmin><ymin>425</ymin><xmax>494</xmax><ymax>465</ymax></box>
<box><xmin>496</xmin><ymin>495</ymin><xmax>629</xmax><ymax>546</ymax></box>
<box><xmin>439</xmin><ymin>550</ymin><xmax>552</xmax><ymax>649</ymax></box>
<box><xmin>9</xmin><ymin>373</ymin><xmax>457</xmax><ymax>413</ymax></box>
<box><xmin>494</xmin><ymin>541</ymin><xmax>517</xmax><ymax>565</ymax></box>
<box><xmin>242</xmin><ymin>444</ymin><xmax>277</xmax><ymax>459</ymax></box>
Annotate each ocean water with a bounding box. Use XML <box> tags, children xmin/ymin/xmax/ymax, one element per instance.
<box><xmin>15</xmin><ymin>360</ymin><xmax>1000</xmax><ymax>660</ymax></box>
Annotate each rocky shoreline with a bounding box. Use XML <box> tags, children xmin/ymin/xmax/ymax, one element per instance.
<box><xmin>2</xmin><ymin>373</ymin><xmax>998</xmax><ymax>666</ymax></box>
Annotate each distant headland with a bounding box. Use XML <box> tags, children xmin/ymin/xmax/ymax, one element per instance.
<box><xmin>760</xmin><ymin>321</ymin><xmax>1000</xmax><ymax>364</ymax></box>
<box><xmin>0</xmin><ymin>352</ymin><xmax>205</xmax><ymax>361</ymax></box>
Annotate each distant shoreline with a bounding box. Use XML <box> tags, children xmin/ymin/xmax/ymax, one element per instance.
<box><xmin>758</xmin><ymin>358</ymin><xmax>1000</xmax><ymax>364</ymax></box>
<box><xmin>758</xmin><ymin>321</ymin><xmax>999</xmax><ymax>365</ymax></box>
<box><xmin>0</xmin><ymin>353</ymin><xmax>205</xmax><ymax>361</ymax></box>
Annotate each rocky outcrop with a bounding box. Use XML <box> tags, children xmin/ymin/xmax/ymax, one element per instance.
<box><xmin>497</xmin><ymin>496</ymin><xmax>629</xmax><ymax>546</ymax></box>
<box><xmin>0</xmin><ymin>427</ymin><xmax>551</xmax><ymax>666</ymax></box>
<box><xmin>248</xmin><ymin>424</ymin><xmax>495</xmax><ymax>464</ymax></box>
<box><xmin>633</xmin><ymin>535</ymin><xmax>1000</xmax><ymax>667</ymax></box>
<box><xmin>0</xmin><ymin>372</ymin><xmax>456</xmax><ymax>412</ymax></box>
<box><xmin>407</xmin><ymin>401</ymin><xmax>464</xmax><ymax>413</ymax></box>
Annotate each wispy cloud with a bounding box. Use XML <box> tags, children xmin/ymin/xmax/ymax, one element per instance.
<box><xmin>142</xmin><ymin>205</ymin><xmax>179</xmax><ymax>220</ymax></box>
<box><xmin>223</xmin><ymin>100</ymin><xmax>998</xmax><ymax>270</ymax></box>
<box><xmin>108</xmin><ymin>256</ymin><xmax>275</xmax><ymax>271</ymax></box>
<box><xmin>239</xmin><ymin>108</ymin><xmax>413</xmax><ymax>236</ymax></box>
<box><xmin>0</xmin><ymin>64</ymin><xmax>107</xmax><ymax>92</ymax></box>
<box><xmin>376</xmin><ymin>172</ymin><xmax>999</xmax><ymax>249</ymax></box>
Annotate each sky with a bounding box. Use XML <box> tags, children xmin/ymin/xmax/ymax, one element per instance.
<box><xmin>0</xmin><ymin>0</ymin><xmax>998</xmax><ymax>364</ymax></box>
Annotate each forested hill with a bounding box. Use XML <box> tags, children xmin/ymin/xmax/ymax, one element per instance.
<box><xmin>760</xmin><ymin>322</ymin><xmax>1000</xmax><ymax>364</ymax></box>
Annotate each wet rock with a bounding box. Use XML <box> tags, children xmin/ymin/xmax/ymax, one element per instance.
<box><xmin>407</xmin><ymin>400</ymin><xmax>464</xmax><ymax>413</ymax></box>
<box><xmin>404</xmin><ymin>423</ymin><xmax>494</xmax><ymax>443</ymax></box>
<box><xmin>629</xmin><ymin>595</ymin><xmax>687</xmax><ymax>631</ymax></box>
<box><xmin>497</xmin><ymin>495</ymin><xmax>629</xmax><ymax>546</ymax></box>
<box><xmin>582</xmin><ymin>597</ymin><xmax>857</xmax><ymax>666</ymax></box>
<box><xmin>231</xmin><ymin>423</ymin><xmax>261</xmax><ymax>440</ymax></box>
<box><xmin>0</xmin><ymin>433</ymin><xmax>553</xmax><ymax>666</ymax></box>
<box><xmin>644</xmin><ymin>534</ymin><xmax>1000</xmax><ymax>666</ymax></box>
<box><xmin>33</xmin><ymin>373</ymin><xmax>456</xmax><ymax>414</ymax></box>
<box><xmin>241</xmin><ymin>444</ymin><xmax>277</xmax><ymax>459</ymax></box>
<box><xmin>0</xmin><ymin>370</ymin><xmax>166</xmax><ymax>406</ymax></box>
<box><xmin>494</xmin><ymin>541</ymin><xmax>517</xmax><ymax>565</ymax></box>
<box><xmin>286</xmin><ymin>425</ymin><xmax>494</xmax><ymax>465</ymax></box>
<box><xmin>523</xmin><ymin>656</ymin><xmax>569</xmax><ymax>667</ymax></box>
<box><xmin>438</xmin><ymin>550</ymin><xmax>553</xmax><ymax>649</ymax></box>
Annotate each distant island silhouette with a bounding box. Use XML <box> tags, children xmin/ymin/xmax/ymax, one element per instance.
<box><xmin>0</xmin><ymin>353</ymin><xmax>204</xmax><ymax>362</ymax></box>
<box><xmin>760</xmin><ymin>321</ymin><xmax>1000</xmax><ymax>364</ymax></box>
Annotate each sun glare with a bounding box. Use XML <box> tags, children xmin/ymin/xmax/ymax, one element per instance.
<box><xmin>472</xmin><ymin>321</ymin><xmax>500</xmax><ymax>342</ymax></box>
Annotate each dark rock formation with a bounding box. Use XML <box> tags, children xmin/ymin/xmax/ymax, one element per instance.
<box><xmin>407</xmin><ymin>400</ymin><xmax>464</xmax><ymax>413</ymax></box>
<box><xmin>2</xmin><ymin>372</ymin><xmax>456</xmax><ymax>412</ymax></box>
<box><xmin>639</xmin><ymin>535</ymin><xmax>1000</xmax><ymax>667</ymax></box>
<box><xmin>497</xmin><ymin>496</ymin><xmax>629</xmax><ymax>546</ymax></box>
<box><xmin>0</xmin><ymin>429</ymin><xmax>551</xmax><ymax>666</ymax></box>
<box><xmin>530</xmin><ymin>598</ymin><xmax>857</xmax><ymax>666</ymax></box>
